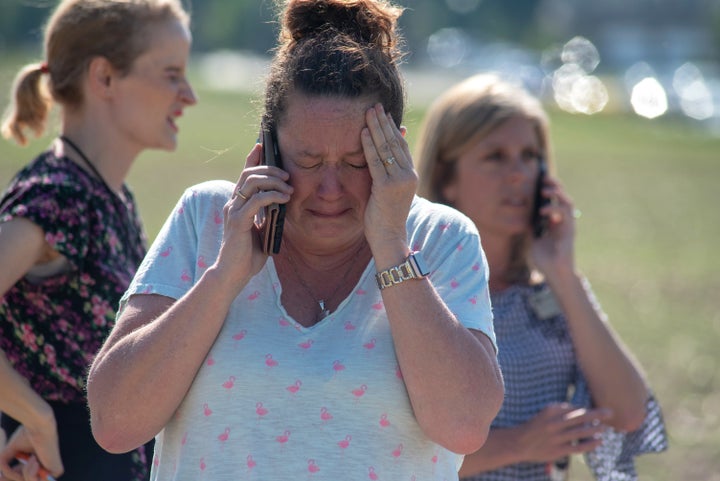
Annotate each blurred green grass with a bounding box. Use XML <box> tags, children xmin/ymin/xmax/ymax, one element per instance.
<box><xmin>2</xmin><ymin>57</ymin><xmax>719</xmax><ymax>480</ymax></box>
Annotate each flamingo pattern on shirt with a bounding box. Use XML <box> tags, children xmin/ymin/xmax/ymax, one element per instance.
<box><xmin>120</xmin><ymin>180</ymin><xmax>495</xmax><ymax>481</ymax></box>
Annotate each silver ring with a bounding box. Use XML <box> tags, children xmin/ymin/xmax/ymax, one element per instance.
<box><xmin>236</xmin><ymin>188</ymin><xmax>249</xmax><ymax>200</ymax></box>
<box><xmin>384</xmin><ymin>156</ymin><xmax>396</xmax><ymax>166</ymax></box>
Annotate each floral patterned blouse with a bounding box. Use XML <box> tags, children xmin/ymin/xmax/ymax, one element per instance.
<box><xmin>0</xmin><ymin>149</ymin><xmax>147</xmax><ymax>403</ymax></box>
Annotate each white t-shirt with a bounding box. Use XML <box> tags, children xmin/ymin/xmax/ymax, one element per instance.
<box><xmin>122</xmin><ymin>180</ymin><xmax>495</xmax><ymax>481</ymax></box>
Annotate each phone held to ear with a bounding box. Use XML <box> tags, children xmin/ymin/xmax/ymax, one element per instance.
<box><xmin>256</xmin><ymin>124</ymin><xmax>286</xmax><ymax>255</ymax></box>
<box><xmin>531</xmin><ymin>157</ymin><xmax>549</xmax><ymax>238</ymax></box>
<box><xmin>14</xmin><ymin>453</ymin><xmax>57</xmax><ymax>481</ymax></box>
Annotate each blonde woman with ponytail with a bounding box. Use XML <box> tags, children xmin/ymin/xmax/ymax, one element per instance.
<box><xmin>0</xmin><ymin>1</ymin><xmax>196</xmax><ymax>480</ymax></box>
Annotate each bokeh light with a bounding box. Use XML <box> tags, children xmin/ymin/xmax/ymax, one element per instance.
<box><xmin>631</xmin><ymin>77</ymin><xmax>668</xmax><ymax>119</ymax></box>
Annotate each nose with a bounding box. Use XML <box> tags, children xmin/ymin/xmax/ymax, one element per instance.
<box><xmin>317</xmin><ymin>164</ymin><xmax>344</xmax><ymax>199</ymax></box>
<box><xmin>180</xmin><ymin>79</ymin><xmax>198</xmax><ymax>106</ymax></box>
<box><xmin>505</xmin><ymin>156</ymin><xmax>535</xmax><ymax>183</ymax></box>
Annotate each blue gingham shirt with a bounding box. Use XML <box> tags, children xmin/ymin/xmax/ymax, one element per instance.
<box><xmin>461</xmin><ymin>281</ymin><xmax>667</xmax><ymax>481</ymax></box>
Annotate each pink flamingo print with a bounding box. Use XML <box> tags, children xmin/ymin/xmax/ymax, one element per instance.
<box><xmin>276</xmin><ymin>430</ymin><xmax>290</xmax><ymax>444</ymax></box>
<box><xmin>154</xmin><ymin>456</ymin><xmax>160</xmax><ymax>467</ymax></box>
<box><xmin>450</xmin><ymin>278</ymin><xmax>459</xmax><ymax>289</ymax></box>
<box><xmin>332</xmin><ymin>360</ymin><xmax>346</xmax><ymax>372</ymax></box>
<box><xmin>265</xmin><ymin>354</ymin><xmax>278</xmax><ymax>368</ymax></box>
<box><xmin>379</xmin><ymin>413</ymin><xmax>390</xmax><ymax>427</ymax></box>
<box><xmin>142</xmin><ymin>285</ymin><xmax>153</xmax><ymax>294</ymax></box>
<box><xmin>177</xmin><ymin>206</ymin><xmax>184</xmax><ymax>215</ymax></box>
<box><xmin>214</xmin><ymin>210</ymin><xmax>223</xmax><ymax>224</ymax></box>
<box><xmin>320</xmin><ymin>407</ymin><xmax>333</xmax><ymax>422</ymax></box>
<box><xmin>431</xmin><ymin>454</ymin><xmax>438</xmax><ymax>464</ymax></box>
<box><xmin>256</xmin><ymin>402</ymin><xmax>269</xmax><ymax>418</ymax></box>
<box><xmin>247</xmin><ymin>454</ymin><xmax>256</xmax><ymax>470</ymax></box>
<box><xmin>396</xmin><ymin>366</ymin><xmax>403</xmax><ymax>379</ymax></box>
<box><xmin>368</xmin><ymin>466</ymin><xmax>379</xmax><ymax>480</ymax></box>
<box><xmin>412</xmin><ymin>241</ymin><xmax>422</xmax><ymax>252</ymax></box>
<box><xmin>351</xmin><ymin>384</ymin><xmax>368</xmax><ymax>399</ymax></box>
<box><xmin>181</xmin><ymin>432</ymin><xmax>188</xmax><ymax>445</ymax></box>
<box><xmin>255</xmin><ymin>402</ymin><xmax>270</xmax><ymax>418</ymax></box>
<box><xmin>363</xmin><ymin>338</ymin><xmax>376</xmax><ymax>350</ymax></box>
<box><xmin>344</xmin><ymin>321</ymin><xmax>356</xmax><ymax>331</ymax></box>
<box><xmin>159</xmin><ymin>246</ymin><xmax>173</xmax><ymax>257</ymax></box>
<box><xmin>356</xmin><ymin>288</ymin><xmax>366</xmax><ymax>295</ymax></box>
<box><xmin>206</xmin><ymin>355</ymin><xmax>215</xmax><ymax>366</ymax></box>
<box><xmin>469</xmin><ymin>295</ymin><xmax>478</xmax><ymax>305</ymax></box>
<box><xmin>337</xmin><ymin>435</ymin><xmax>352</xmax><ymax>449</ymax></box>
<box><xmin>371</xmin><ymin>302</ymin><xmax>383</xmax><ymax>310</ymax></box>
<box><xmin>222</xmin><ymin>376</ymin><xmax>235</xmax><ymax>390</ymax></box>
<box><xmin>456</xmin><ymin>243</ymin><xmax>463</xmax><ymax>251</ymax></box>
<box><xmin>391</xmin><ymin>443</ymin><xmax>404</xmax><ymax>459</ymax></box>
<box><xmin>203</xmin><ymin>403</ymin><xmax>212</xmax><ymax>416</ymax></box>
<box><xmin>197</xmin><ymin>256</ymin><xmax>208</xmax><ymax>268</ymax></box>
<box><xmin>286</xmin><ymin>380</ymin><xmax>302</xmax><ymax>394</ymax></box>
<box><xmin>279</xmin><ymin>317</ymin><xmax>291</xmax><ymax>327</ymax></box>
<box><xmin>248</xmin><ymin>290</ymin><xmax>260</xmax><ymax>301</ymax></box>
<box><xmin>307</xmin><ymin>459</ymin><xmax>320</xmax><ymax>474</ymax></box>
<box><xmin>199</xmin><ymin>457</ymin><xmax>206</xmax><ymax>471</ymax></box>
<box><xmin>218</xmin><ymin>427</ymin><xmax>230</xmax><ymax>443</ymax></box>
<box><xmin>180</xmin><ymin>270</ymin><xmax>191</xmax><ymax>282</ymax></box>
<box><xmin>439</xmin><ymin>222</ymin><xmax>450</xmax><ymax>232</ymax></box>
<box><xmin>232</xmin><ymin>330</ymin><xmax>247</xmax><ymax>342</ymax></box>
<box><xmin>472</xmin><ymin>262</ymin><xmax>480</xmax><ymax>271</ymax></box>
<box><xmin>298</xmin><ymin>339</ymin><xmax>314</xmax><ymax>350</ymax></box>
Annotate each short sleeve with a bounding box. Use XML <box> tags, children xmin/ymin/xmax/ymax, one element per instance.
<box><xmin>1</xmin><ymin>181</ymin><xmax>90</xmax><ymax>267</ymax></box>
<box><xmin>120</xmin><ymin>180</ymin><xmax>233</xmax><ymax>313</ymax></box>
<box><xmin>407</xmin><ymin>197</ymin><xmax>496</xmax><ymax>351</ymax></box>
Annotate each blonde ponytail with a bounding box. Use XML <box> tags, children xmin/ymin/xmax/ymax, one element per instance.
<box><xmin>1</xmin><ymin>63</ymin><xmax>53</xmax><ymax>146</ymax></box>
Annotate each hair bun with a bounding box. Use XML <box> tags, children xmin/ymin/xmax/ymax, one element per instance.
<box><xmin>283</xmin><ymin>0</ymin><xmax>400</xmax><ymax>52</ymax></box>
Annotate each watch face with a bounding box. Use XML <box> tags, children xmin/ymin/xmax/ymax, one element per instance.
<box><xmin>411</xmin><ymin>252</ymin><xmax>430</xmax><ymax>277</ymax></box>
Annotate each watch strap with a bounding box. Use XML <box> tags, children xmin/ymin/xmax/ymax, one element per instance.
<box><xmin>375</xmin><ymin>252</ymin><xmax>428</xmax><ymax>290</ymax></box>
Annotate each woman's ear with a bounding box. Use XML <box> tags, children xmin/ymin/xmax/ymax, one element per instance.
<box><xmin>86</xmin><ymin>56</ymin><xmax>116</xmax><ymax>99</ymax></box>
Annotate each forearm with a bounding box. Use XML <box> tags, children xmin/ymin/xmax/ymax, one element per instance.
<box><xmin>459</xmin><ymin>427</ymin><xmax>526</xmax><ymax>476</ymax></box>
<box><xmin>0</xmin><ymin>352</ymin><xmax>55</xmax><ymax>432</ymax></box>
<box><xmin>87</xmin><ymin>267</ymin><xmax>244</xmax><ymax>453</ymax></box>
<box><xmin>380</xmin><ymin>276</ymin><xmax>503</xmax><ymax>454</ymax></box>
<box><xmin>548</xmin><ymin>269</ymin><xmax>648</xmax><ymax>430</ymax></box>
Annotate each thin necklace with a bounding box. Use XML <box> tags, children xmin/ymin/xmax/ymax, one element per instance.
<box><xmin>285</xmin><ymin>242</ymin><xmax>366</xmax><ymax>321</ymax></box>
<box><xmin>60</xmin><ymin>135</ymin><xmax>120</xmax><ymax>200</ymax></box>
<box><xmin>59</xmin><ymin>135</ymin><xmax>135</xmax><ymax>245</ymax></box>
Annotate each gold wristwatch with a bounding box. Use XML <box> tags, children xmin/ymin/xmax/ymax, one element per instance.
<box><xmin>375</xmin><ymin>252</ymin><xmax>430</xmax><ymax>290</ymax></box>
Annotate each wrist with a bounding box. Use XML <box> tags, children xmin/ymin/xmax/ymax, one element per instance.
<box><xmin>25</xmin><ymin>401</ymin><xmax>57</xmax><ymax>436</ymax></box>
<box><xmin>375</xmin><ymin>252</ymin><xmax>429</xmax><ymax>290</ymax></box>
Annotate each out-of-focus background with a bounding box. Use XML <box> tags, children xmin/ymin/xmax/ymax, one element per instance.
<box><xmin>1</xmin><ymin>1</ymin><xmax>719</xmax><ymax>479</ymax></box>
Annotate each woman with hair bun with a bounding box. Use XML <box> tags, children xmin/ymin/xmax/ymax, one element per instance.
<box><xmin>87</xmin><ymin>0</ymin><xmax>504</xmax><ymax>480</ymax></box>
<box><xmin>0</xmin><ymin>1</ymin><xmax>197</xmax><ymax>480</ymax></box>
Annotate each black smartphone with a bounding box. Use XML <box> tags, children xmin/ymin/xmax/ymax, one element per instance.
<box><xmin>531</xmin><ymin>157</ymin><xmax>549</xmax><ymax>238</ymax></box>
<box><xmin>257</xmin><ymin>124</ymin><xmax>286</xmax><ymax>255</ymax></box>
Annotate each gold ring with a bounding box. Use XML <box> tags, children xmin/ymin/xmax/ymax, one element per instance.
<box><xmin>384</xmin><ymin>156</ymin><xmax>396</xmax><ymax>166</ymax></box>
<box><xmin>236</xmin><ymin>188</ymin><xmax>249</xmax><ymax>200</ymax></box>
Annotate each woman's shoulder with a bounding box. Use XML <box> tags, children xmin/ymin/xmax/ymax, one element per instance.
<box><xmin>1</xmin><ymin>150</ymin><xmax>93</xmax><ymax>215</ymax></box>
<box><xmin>5</xmin><ymin>149</ymin><xmax>82</xmax><ymax>190</ymax></box>
<box><xmin>178</xmin><ymin>180</ymin><xmax>234</xmax><ymax>205</ymax></box>
<box><xmin>407</xmin><ymin>195</ymin><xmax>479</xmax><ymax>236</ymax></box>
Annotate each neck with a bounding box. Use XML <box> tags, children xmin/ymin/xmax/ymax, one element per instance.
<box><xmin>480</xmin><ymin>231</ymin><xmax>526</xmax><ymax>293</ymax></box>
<box><xmin>278</xmin><ymin>237</ymin><xmax>370</xmax><ymax>325</ymax></box>
<box><xmin>282</xmin><ymin>237</ymin><xmax>370</xmax><ymax>273</ymax></box>
<box><xmin>60</xmin><ymin>122</ymin><xmax>139</xmax><ymax>193</ymax></box>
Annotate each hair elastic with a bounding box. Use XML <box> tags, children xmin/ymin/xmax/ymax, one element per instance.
<box><xmin>39</xmin><ymin>63</ymin><xmax>49</xmax><ymax>74</ymax></box>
